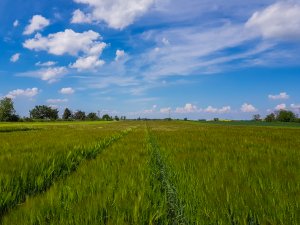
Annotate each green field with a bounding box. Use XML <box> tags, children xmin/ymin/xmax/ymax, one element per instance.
<box><xmin>0</xmin><ymin>121</ymin><xmax>299</xmax><ymax>224</ymax></box>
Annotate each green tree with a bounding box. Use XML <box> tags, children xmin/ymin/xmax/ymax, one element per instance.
<box><xmin>62</xmin><ymin>108</ymin><xmax>72</xmax><ymax>120</ymax></box>
<box><xmin>265</xmin><ymin>113</ymin><xmax>276</xmax><ymax>122</ymax></box>
<box><xmin>30</xmin><ymin>105</ymin><xmax>59</xmax><ymax>120</ymax></box>
<box><xmin>102</xmin><ymin>114</ymin><xmax>112</xmax><ymax>121</ymax></box>
<box><xmin>114</xmin><ymin>116</ymin><xmax>120</xmax><ymax>121</ymax></box>
<box><xmin>0</xmin><ymin>97</ymin><xmax>18</xmax><ymax>121</ymax></box>
<box><xmin>87</xmin><ymin>112</ymin><xmax>99</xmax><ymax>121</ymax></box>
<box><xmin>73</xmin><ymin>110</ymin><xmax>86</xmax><ymax>120</ymax></box>
<box><xmin>253</xmin><ymin>114</ymin><xmax>261</xmax><ymax>121</ymax></box>
<box><xmin>276</xmin><ymin>110</ymin><xmax>296</xmax><ymax>122</ymax></box>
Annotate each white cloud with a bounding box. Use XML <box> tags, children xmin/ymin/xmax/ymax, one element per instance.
<box><xmin>6</xmin><ymin>88</ymin><xmax>39</xmax><ymax>99</ymax></box>
<box><xmin>162</xmin><ymin>37</ymin><xmax>170</xmax><ymax>45</ymax></box>
<box><xmin>115</xmin><ymin>50</ymin><xmax>126</xmax><ymax>61</ymax></box>
<box><xmin>275</xmin><ymin>103</ymin><xmax>286</xmax><ymax>111</ymax></box>
<box><xmin>246</xmin><ymin>2</ymin><xmax>300</xmax><ymax>41</ymax></box>
<box><xmin>47</xmin><ymin>98</ymin><xmax>68</xmax><ymax>104</ymax></box>
<box><xmin>10</xmin><ymin>53</ymin><xmax>20</xmax><ymax>63</ymax></box>
<box><xmin>71</xmin><ymin>9</ymin><xmax>93</xmax><ymax>24</ymax></box>
<box><xmin>175</xmin><ymin>103</ymin><xmax>198</xmax><ymax>113</ymax></box>
<box><xmin>60</xmin><ymin>87</ymin><xmax>75</xmax><ymax>95</ymax></box>
<box><xmin>70</xmin><ymin>55</ymin><xmax>105</xmax><ymax>71</ymax></box>
<box><xmin>241</xmin><ymin>103</ymin><xmax>257</xmax><ymax>113</ymax></box>
<box><xmin>291</xmin><ymin>104</ymin><xmax>300</xmax><ymax>109</ymax></box>
<box><xmin>13</xmin><ymin>20</ymin><xmax>19</xmax><ymax>27</ymax></box>
<box><xmin>18</xmin><ymin>67</ymin><xmax>68</xmax><ymax>83</ymax></box>
<box><xmin>23</xmin><ymin>15</ymin><xmax>50</xmax><ymax>35</ymax></box>
<box><xmin>72</xmin><ymin>0</ymin><xmax>155</xmax><ymax>29</ymax></box>
<box><xmin>35</xmin><ymin>61</ymin><xmax>57</xmax><ymax>67</ymax></box>
<box><xmin>204</xmin><ymin>105</ymin><xmax>231</xmax><ymax>114</ymax></box>
<box><xmin>268</xmin><ymin>92</ymin><xmax>289</xmax><ymax>100</ymax></box>
<box><xmin>23</xmin><ymin>29</ymin><xmax>104</xmax><ymax>56</ymax></box>
<box><xmin>160</xmin><ymin>107</ymin><xmax>171</xmax><ymax>114</ymax></box>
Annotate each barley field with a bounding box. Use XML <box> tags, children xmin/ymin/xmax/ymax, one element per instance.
<box><xmin>0</xmin><ymin>121</ymin><xmax>299</xmax><ymax>224</ymax></box>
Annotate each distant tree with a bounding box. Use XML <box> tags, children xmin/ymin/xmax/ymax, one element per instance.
<box><xmin>184</xmin><ymin>117</ymin><xmax>188</xmax><ymax>121</ymax></box>
<box><xmin>265</xmin><ymin>113</ymin><xmax>276</xmax><ymax>122</ymax></box>
<box><xmin>0</xmin><ymin>97</ymin><xmax>19</xmax><ymax>121</ymax></box>
<box><xmin>253</xmin><ymin>114</ymin><xmax>261</xmax><ymax>121</ymax></box>
<box><xmin>73</xmin><ymin>110</ymin><xmax>86</xmax><ymax>120</ymax></box>
<box><xmin>87</xmin><ymin>112</ymin><xmax>99</xmax><ymax>121</ymax></box>
<box><xmin>213</xmin><ymin>118</ymin><xmax>219</xmax><ymax>122</ymax></box>
<box><xmin>30</xmin><ymin>105</ymin><xmax>58</xmax><ymax>120</ymax></box>
<box><xmin>102</xmin><ymin>114</ymin><xmax>112</xmax><ymax>121</ymax></box>
<box><xmin>114</xmin><ymin>116</ymin><xmax>120</xmax><ymax>121</ymax></box>
<box><xmin>62</xmin><ymin>108</ymin><xmax>72</xmax><ymax>120</ymax></box>
<box><xmin>276</xmin><ymin>110</ymin><xmax>296</xmax><ymax>122</ymax></box>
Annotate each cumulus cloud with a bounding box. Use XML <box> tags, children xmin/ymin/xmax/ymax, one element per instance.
<box><xmin>6</xmin><ymin>88</ymin><xmax>39</xmax><ymax>99</ymax></box>
<box><xmin>13</xmin><ymin>20</ymin><xmax>19</xmax><ymax>27</ymax></box>
<box><xmin>71</xmin><ymin>9</ymin><xmax>93</xmax><ymax>24</ymax></box>
<box><xmin>291</xmin><ymin>104</ymin><xmax>300</xmax><ymax>109</ymax></box>
<box><xmin>35</xmin><ymin>61</ymin><xmax>57</xmax><ymax>67</ymax></box>
<box><xmin>160</xmin><ymin>107</ymin><xmax>171</xmax><ymax>114</ymax></box>
<box><xmin>275</xmin><ymin>103</ymin><xmax>286</xmax><ymax>111</ymax></box>
<box><xmin>72</xmin><ymin>0</ymin><xmax>155</xmax><ymax>29</ymax></box>
<box><xmin>18</xmin><ymin>67</ymin><xmax>68</xmax><ymax>83</ymax></box>
<box><xmin>23</xmin><ymin>29</ymin><xmax>106</xmax><ymax>71</ymax></box>
<box><xmin>70</xmin><ymin>55</ymin><xmax>105</xmax><ymax>71</ymax></box>
<box><xmin>47</xmin><ymin>98</ymin><xmax>68</xmax><ymax>104</ymax></box>
<box><xmin>175</xmin><ymin>103</ymin><xmax>198</xmax><ymax>113</ymax></box>
<box><xmin>23</xmin><ymin>29</ymin><xmax>104</xmax><ymax>56</ymax></box>
<box><xmin>268</xmin><ymin>92</ymin><xmax>289</xmax><ymax>100</ymax></box>
<box><xmin>246</xmin><ymin>2</ymin><xmax>300</xmax><ymax>41</ymax></box>
<box><xmin>10</xmin><ymin>53</ymin><xmax>20</xmax><ymax>63</ymax></box>
<box><xmin>115</xmin><ymin>50</ymin><xmax>126</xmax><ymax>61</ymax></box>
<box><xmin>23</xmin><ymin>15</ymin><xmax>50</xmax><ymax>35</ymax></box>
<box><xmin>204</xmin><ymin>106</ymin><xmax>231</xmax><ymax>114</ymax></box>
<box><xmin>60</xmin><ymin>87</ymin><xmax>75</xmax><ymax>95</ymax></box>
<box><xmin>241</xmin><ymin>103</ymin><xmax>257</xmax><ymax>113</ymax></box>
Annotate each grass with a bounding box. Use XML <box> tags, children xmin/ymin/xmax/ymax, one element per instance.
<box><xmin>0</xmin><ymin>121</ymin><xmax>299</xmax><ymax>224</ymax></box>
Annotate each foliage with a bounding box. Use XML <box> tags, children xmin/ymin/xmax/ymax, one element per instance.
<box><xmin>62</xmin><ymin>108</ymin><xmax>72</xmax><ymax>120</ymax></box>
<box><xmin>102</xmin><ymin>114</ymin><xmax>112</xmax><ymax>121</ymax></box>
<box><xmin>30</xmin><ymin>105</ymin><xmax>59</xmax><ymax>120</ymax></box>
<box><xmin>252</xmin><ymin>114</ymin><xmax>261</xmax><ymax>121</ymax></box>
<box><xmin>73</xmin><ymin>110</ymin><xmax>86</xmax><ymax>120</ymax></box>
<box><xmin>265</xmin><ymin>113</ymin><xmax>276</xmax><ymax>122</ymax></box>
<box><xmin>275</xmin><ymin>110</ymin><xmax>297</xmax><ymax>122</ymax></box>
<box><xmin>0</xmin><ymin>98</ymin><xmax>18</xmax><ymax>122</ymax></box>
<box><xmin>87</xmin><ymin>112</ymin><xmax>99</xmax><ymax>121</ymax></box>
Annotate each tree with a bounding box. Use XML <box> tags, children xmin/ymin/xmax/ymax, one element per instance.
<box><xmin>253</xmin><ymin>114</ymin><xmax>261</xmax><ymax>121</ymax></box>
<box><xmin>30</xmin><ymin>105</ymin><xmax>59</xmax><ymax>120</ymax></box>
<box><xmin>62</xmin><ymin>108</ymin><xmax>72</xmax><ymax>120</ymax></box>
<box><xmin>114</xmin><ymin>116</ymin><xmax>120</xmax><ymax>121</ymax></box>
<box><xmin>265</xmin><ymin>113</ymin><xmax>276</xmax><ymax>122</ymax></box>
<box><xmin>73</xmin><ymin>110</ymin><xmax>86</xmax><ymax>120</ymax></box>
<box><xmin>276</xmin><ymin>110</ymin><xmax>296</xmax><ymax>122</ymax></box>
<box><xmin>87</xmin><ymin>112</ymin><xmax>99</xmax><ymax>121</ymax></box>
<box><xmin>102</xmin><ymin>114</ymin><xmax>112</xmax><ymax>121</ymax></box>
<box><xmin>0</xmin><ymin>97</ymin><xmax>18</xmax><ymax>121</ymax></box>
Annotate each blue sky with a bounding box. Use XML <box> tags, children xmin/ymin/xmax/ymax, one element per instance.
<box><xmin>1</xmin><ymin>0</ymin><xmax>300</xmax><ymax>119</ymax></box>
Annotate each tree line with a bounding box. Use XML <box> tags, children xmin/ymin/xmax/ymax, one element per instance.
<box><xmin>253</xmin><ymin>110</ymin><xmax>300</xmax><ymax>123</ymax></box>
<box><xmin>0</xmin><ymin>97</ymin><xmax>126</xmax><ymax>122</ymax></box>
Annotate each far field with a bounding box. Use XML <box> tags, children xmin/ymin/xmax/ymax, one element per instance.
<box><xmin>0</xmin><ymin>121</ymin><xmax>299</xmax><ymax>224</ymax></box>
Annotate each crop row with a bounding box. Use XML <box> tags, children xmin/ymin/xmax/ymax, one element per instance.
<box><xmin>0</xmin><ymin>125</ymin><xmax>134</xmax><ymax>220</ymax></box>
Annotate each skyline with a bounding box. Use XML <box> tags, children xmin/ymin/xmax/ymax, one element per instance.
<box><xmin>1</xmin><ymin>0</ymin><xmax>300</xmax><ymax>119</ymax></box>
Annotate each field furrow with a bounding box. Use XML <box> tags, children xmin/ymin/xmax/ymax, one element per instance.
<box><xmin>1</xmin><ymin>125</ymin><xmax>165</xmax><ymax>225</ymax></box>
<box><xmin>147</xmin><ymin>125</ymin><xmax>187</xmax><ymax>225</ymax></box>
<box><xmin>0</xmin><ymin>123</ymin><xmax>135</xmax><ymax>221</ymax></box>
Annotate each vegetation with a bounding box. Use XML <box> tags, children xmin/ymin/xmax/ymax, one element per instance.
<box><xmin>0</xmin><ymin>98</ymin><xmax>19</xmax><ymax>122</ymax></box>
<box><xmin>0</xmin><ymin>121</ymin><xmax>299</xmax><ymax>224</ymax></box>
<box><xmin>30</xmin><ymin>105</ymin><xmax>59</xmax><ymax>120</ymax></box>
